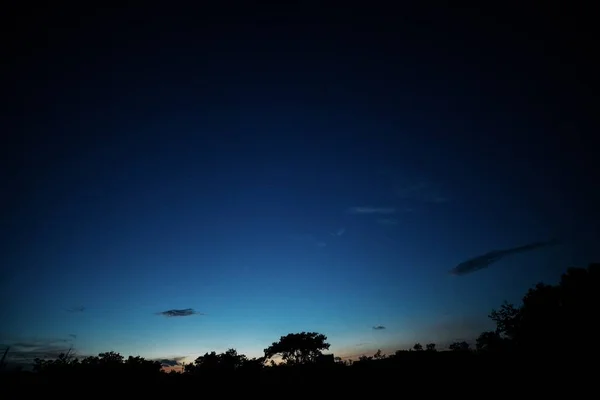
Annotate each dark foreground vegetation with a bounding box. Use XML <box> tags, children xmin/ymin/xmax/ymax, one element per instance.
<box><xmin>2</xmin><ymin>263</ymin><xmax>598</xmax><ymax>391</ymax></box>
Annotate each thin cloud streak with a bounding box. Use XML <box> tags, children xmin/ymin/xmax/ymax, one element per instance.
<box><xmin>450</xmin><ymin>239</ymin><xmax>559</xmax><ymax>276</ymax></box>
<box><xmin>156</xmin><ymin>308</ymin><xmax>204</xmax><ymax>317</ymax></box>
<box><xmin>348</xmin><ymin>207</ymin><xmax>396</xmax><ymax>215</ymax></box>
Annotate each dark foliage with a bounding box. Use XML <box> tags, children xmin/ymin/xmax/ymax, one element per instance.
<box><xmin>2</xmin><ymin>263</ymin><xmax>598</xmax><ymax>391</ymax></box>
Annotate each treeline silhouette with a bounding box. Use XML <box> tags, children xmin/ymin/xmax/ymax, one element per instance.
<box><xmin>2</xmin><ymin>263</ymin><xmax>598</xmax><ymax>389</ymax></box>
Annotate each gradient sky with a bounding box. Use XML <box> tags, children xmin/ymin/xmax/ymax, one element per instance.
<box><xmin>2</xmin><ymin>4</ymin><xmax>596</xmax><ymax>366</ymax></box>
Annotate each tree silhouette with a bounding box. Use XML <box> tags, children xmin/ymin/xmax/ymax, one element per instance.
<box><xmin>264</xmin><ymin>332</ymin><xmax>330</xmax><ymax>365</ymax></box>
<box><xmin>184</xmin><ymin>348</ymin><xmax>260</xmax><ymax>375</ymax></box>
<box><xmin>188</xmin><ymin>351</ymin><xmax>220</xmax><ymax>373</ymax></box>
<box><xmin>218</xmin><ymin>348</ymin><xmax>247</xmax><ymax>371</ymax></box>
<box><xmin>486</xmin><ymin>263</ymin><xmax>599</xmax><ymax>354</ymax></box>
<box><xmin>239</xmin><ymin>356</ymin><xmax>266</xmax><ymax>372</ymax></box>
<box><xmin>125</xmin><ymin>355</ymin><xmax>162</xmax><ymax>374</ymax></box>
<box><xmin>489</xmin><ymin>301</ymin><xmax>522</xmax><ymax>340</ymax></box>
<box><xmin>475</xmin><ymin>331</ymin><xmax>508</xmax><ymax>352</ymax></box>
<box><xmin>98</xmin><ymin>351</ymin><xmax>124</xmax><ymax>365</ymax></box>
<box><xmin>358</xmin><ymin>355</ymin><xmax>372</xmax><ymax>363</ymax></box>
<box><xmin>33</xmin><ymin>352</ymin><xmax>78</xmax><ymax>374</ymax></box>
<box><xmin>448</xmin><ymin>341</ymin><xmax>470</xmax><ymax>351</ymax></box>
<box><xmin>11</xmin><ymin>262</ymin><xmax>600</xmax><ymax>387</ymax></box>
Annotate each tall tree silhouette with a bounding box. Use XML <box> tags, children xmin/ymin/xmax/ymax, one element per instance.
<box><xmin>264</xmin><ymin>332</ymin><xmax>330</xmax><ymax>365</ymax></box>
<box><xmin>487</xmin><ymin>263</ymin><xmax>599</xmax><ymax>354</ymax></box>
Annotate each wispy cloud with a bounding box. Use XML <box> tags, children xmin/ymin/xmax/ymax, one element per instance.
<box><xmin>372</xmin><ymin>325</ymin><xmax>386</xmax><ymax>330</ymax></box>
<box><xmin>156</xmin><ymin>308</ymin><xmax>204</xmax><ymax>317</ymax></box>
<box><xmin>394</xmin><ymin>181</ymin><xmax>449</xmax><ymax>204</ymax></box>
<box><xmin>450</xmin><ymin>239</ymin><xmax>559</xmax><ymax>276</ymax></box>
<box><xmin>348</xmin><ymin>207</ymin><xmax>396</xmax><ymax>215</ymax></box>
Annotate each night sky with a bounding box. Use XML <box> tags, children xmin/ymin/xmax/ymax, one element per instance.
<box><xmin>2</xmin><ymin>4</ymin><xmax>596</xmax><ymax>367</ymax></box>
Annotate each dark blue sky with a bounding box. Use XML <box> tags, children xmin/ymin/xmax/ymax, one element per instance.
<box><xmin>2</xmin><ymin>4</ymin><xmax>596</xmax><ymax>365</ymax></box>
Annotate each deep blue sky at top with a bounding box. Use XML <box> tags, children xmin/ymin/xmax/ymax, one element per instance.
<box><xmin>1</xmin><ymin>4</ymin><xmax>596</xmax><ymax>362</ymax></box>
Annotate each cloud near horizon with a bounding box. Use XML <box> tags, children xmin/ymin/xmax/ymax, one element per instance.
<box><xmin>1</xmin><ymin>337</ymin><xmax>188</xmax><ymax>370</ymax></box>
<box><xmin>1</xmin><ymin>337</ymin><xmax>77</xmax><ymax>366</ymax></box>
<box><xmin>156</xmin><ymin>308</ymin><xmax>204</xmax><ymax>317</ymax></box>
<box><xmin>155</xmin><ymin>356</ymin><xmax>186</xmax><ymax>367</ymax></box>
<box><xmin>348</xmin><ymin>207</ymin><xmax>396</xmax><ymax>215</ymax></box>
